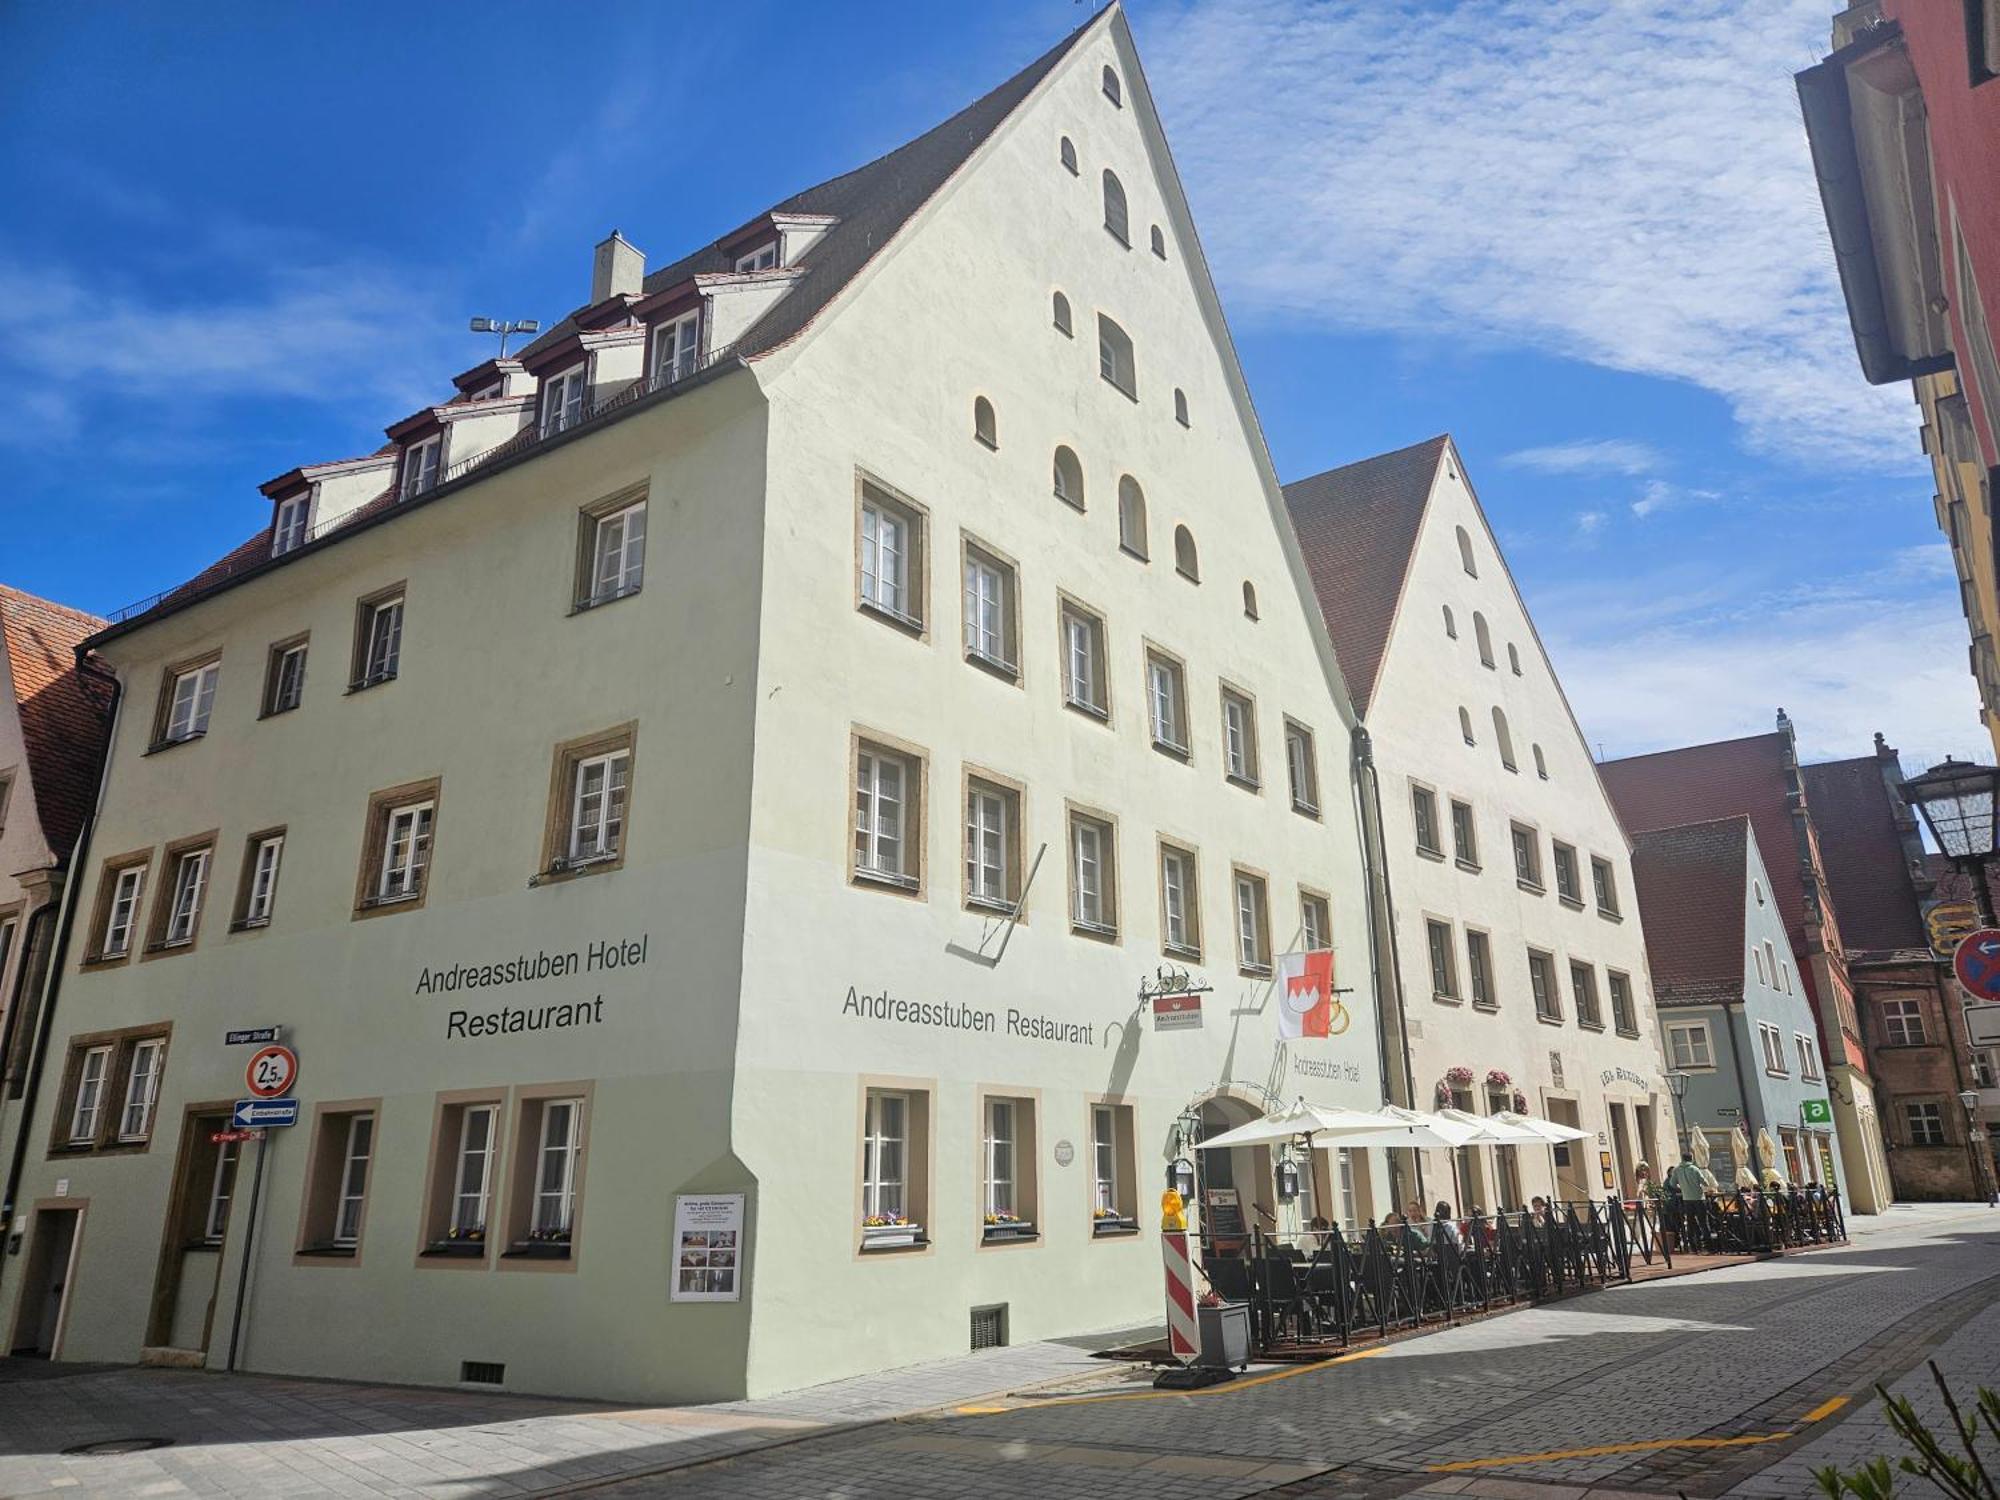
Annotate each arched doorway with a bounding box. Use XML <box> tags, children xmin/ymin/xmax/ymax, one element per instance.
<box><xmin>1188</xmin><ymin>1087</ymin><xmax>1267</xmax><ymax>1249</ymax></box>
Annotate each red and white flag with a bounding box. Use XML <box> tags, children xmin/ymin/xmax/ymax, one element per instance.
<box><xmin>1276</xmin><ymin>950</ymin><xmax>1334</xmax><ymax>1038</ymax></box>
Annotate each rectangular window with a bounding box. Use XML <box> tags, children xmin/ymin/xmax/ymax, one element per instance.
<box><xmin>1591</xmin><ymin>856</ymin><xmax>1620</xmax><ymax>916</ymax></box>
<box><xmin>652</xmin><ymin>310</ymin><xmax>700</xmax><ymax>383</ymax></box>
<box><xmin>1301</xmin><ymin>891</ymin><xmax>1331</xmax><ymax>953</ymax></box>
<box><xmin>1412</xmin><ymin>786</ymin><xmax>1441</xmax><ymax>856</ymax></box>
<box><xmin>1907</xmin><ymin>1101</ymin><xmax>1947</xmax><ymax>1148</ymax></box>
<box><xmin>1427</xmin><ymin>919</ymin><xmax>1458</xmax><ymax>999</ymax></box>
<box><xmin>1666</xmin><ymin>1021</ymin><xmax>1714</xmax><ymax>1070</ymax></box>
<box><xmin>454</xmin><ymin>1104</ymin><xmax>498</xmax><ymax>1233</ymax></box>
<box><xmin>1234</xmin><ymin>869</ymin><xmax>1270</xmax><ymax>975</ymax></box>
<box><xmin>401</xmin><ymin>435</ymin><xmax>441</xmax><ymax>500</ymax></box>
<box><xmin>0</xmin><ymin>914</ymin><xmax>14</xmax><ymax>989</ymax></box>
<box><xmin>421</xmin><ymin>1098</ymin><xmax>502</xmax><ymax>1255</ymax></box>
<box><xmin>1146</xmin><ymin>649</ymin><xmax>1189</xmax><ymax>754</ymax></box>
<box><xmin>156</xmin><ymin>845</ymin><xmax>210</xmax><ymax>949</ymax></box>
<box><xmin>97</xmin><ymin>861</ymin><xmax>147</xmax><ymax>960</ymax></box>
<box><xmin>118</xmin><ymin>1037</ymin><xmax>164</xmax><ymax>1141</ymax></box>
<box><xmin>964</xmin><ymin>777</ymin><xmax>1022</xmax><ymax>913</ymax></box>
<box><xmin>531</xmin><ymin>1100</ymin><xmax>582</xmax><ymax>1238</ymax></box>
<box><xmin>67</xmin><ymin>1045</ymin><xmax>111</xmax><ymax>1143</ymax></box>
<box><xmin>1553</xmin><ymin>842</ymin><xmax>1581</xmax><ymax>904</ymax></box>
<box><xmin>859</xmin><ymin>483</ymin><xmax>924</xmax><ymax>629</ymax></box>
<box><xmin>1451</xmin><ymin>799</ymin><xmax>1479</xmax><ymax>868</ymax></box>
<box><xmin>862</xmin><ymin>1089</ymin><xmax>909</xmax><ymax>1223</ymax></box>
<box><xmin>496</xmin><ymin>1091</ymin><xmax>589</xmax><ymax>1259</ymax></box>
<box><xmin>1285</xmin><ymin>720</ymin><xmax>1320</xmax><ymax>815</ymax></box>
<box><xmin>1511</xmin><ymin>824</ymin><xmax>1543</xmax><ymax>889</ymax></box>
<box><xmin>1798</xmin><ymin>1034</ymin><xmax>1822</xmax><ymax>1081</ymax></box>
<box><xmin>272</xmin><ymin>494</ymin><xmax>310</xmax><ymax>557</ymax></box>
<box><xmin>204</xmin><ymin>1136</ymin><xmax>240</xmax><ymax>1243</ymax></box>
<box><xmin>1881</xmin><ymin>997</ymin><xmax>1927</xmax><ymax>1046</ymax></box>
<box><xmin>983</xmin><ymin>1098</ymin><xmax>1018</xmax><ymax>1218</ymax></box>
<box><xmin>1069</xmin><ymin>810</ymin><xmax>1118</xmax><ymax>937</ymax></box>
<box><xmin>1760</xmin><ymin>1023</ymin><xmax>1789</xmax><ymax>1075</ymax></box>
<box><xmin>232</xmin><ymin>831</ymin><xmax>284</xmax><ymax>929</ymax></box>
<box><xmin>262</xmin><ymin>636</ymin><xmax>308</xmax><ymax>717</ymax></box>
<box><xmin>853</xmin><ymin>741</ymin><xmax>921</xmax><ymax>891</ymax></box>
<box><xmin>1465</xmin><ymin>929</ymin><xmax>1494</xmax><ymax>1008</ymax></box>
<box><xmin>962</xmin><ymin>542</ymin><xmax>1019</xmax><ymax>676</ymax></box>
<box><xmin>1528</xmin><ymin>949</ymin><xmax>1560</xmax><ymax>1022</ymax></box>
<box><xmin>334</xmin><ymin>1113</ymin><xmax>374</xmax><ymax>1244</ymax></box>
<box><xmin>1220</xmin><ymin>687</ymin><xmax>1258</xmax><ymax>787</ymax></box>
<box><xmin>568</xmin><ymin>751</ymin><xmax>630</xmax><ymax>864</ymax></box>
<box><xmin>378</xmin><ymin>803</ymin><xmax>433</xmax><ymax>903</ymax></box>
<box><xmin>540</xmin><ymin>364</ymin><xmax>587</xmax><ymax>437</ymax></box>
<box><xmin>1061</xmin><ymin>601</ymin><xmax>1109</xmax><ymax>718</ymax></box>
<box><xmin>1092</xmin><ymin>1105</ymin><xmax>1119</xmax><ymax>1214</ymax></box>
<box><xmin>1609</xmin><ymin>970</ymin><xmax>1637</xmax><ymax>1034</ymax></box>
<box><xmin>580</xmin><ymin>496</ymin><xmax>647</xmax><ymax>608</ymax></box>
<box><xmin>298</xmin><ymin>1103</ymin><xmax>380</xmax><ymax>1256</ymax></box>
<box><xmin>735</xmin><ymin>240</ymin><xmax>779</xmax><ymax>272</ymax></box>
<box><xmin>352</xmin><ymin>590</ymin><xmax>404</xmax><ymax>689</ymax></box>
<box><xmin>1160</xmin><ymin>842</ymin><xmax>1199</xmax><ymax>958</ymax></box>
<box><xmin>1570</xmin><ymin>960</ymin><xmax>1601</xmax><ymax>1028</ymax></box>
<box><xmin>156</xmin><ymin>659</ymin><xmax>220</xmax><ymax>747</ymax></box>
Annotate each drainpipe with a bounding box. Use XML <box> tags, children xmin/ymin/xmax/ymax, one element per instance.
<box><xmin>1727</xmin><ymin>1000</ymin><xmax>1763</xmax><ymax>1185</ymax></box>
<box><xmin>0</xmin><ymin>665</ymin><xmax>120</xmax><ymax>1245</ymax></box>
<box><xmin>1352</xmin><ymin>724</ymin><xmax>1422</xmax><ymax>1208</ymax></box>
<box><xmin>0</xmin><ymin>904</ymin><xmax>57</xmax><ymax>1095</ymax></box>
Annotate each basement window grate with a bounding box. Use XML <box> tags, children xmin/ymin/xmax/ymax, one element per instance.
<box><xmin>970</xmin><ymin>1304</ymin><xmax>1008</xmax><ymax>1351</ymax></box>
<box><xmin>460</xmin><ymin>1360</ymin><xmax>506</xmax><ymax>1385</ymax></box>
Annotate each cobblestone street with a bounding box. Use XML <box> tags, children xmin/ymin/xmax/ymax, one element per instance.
<box><xmin>0</xmin><ymin>1205</ymin><xmax>1994</xmax><ymax>1498</ymax></box>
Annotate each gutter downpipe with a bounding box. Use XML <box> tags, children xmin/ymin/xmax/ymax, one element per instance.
<box><xmin>0</xmin><ymin>665</ymin><xmax>121</xmax><ymax>1246</ymax></box>
<box><xmin>1727</xmin><ymin>999</ymin><xmax>1763</xmax><ymax>1186</ymax></box>
<box><xmin>1353</xmin><ymin>724</ymin><xmax>1422</xmax><ymax>1209</ymax></box>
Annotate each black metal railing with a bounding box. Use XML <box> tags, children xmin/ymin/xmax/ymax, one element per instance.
<box><xmin>1201</xmin><ymin>1190</ymin><xmax>1841</xmax><ymax>1352</ymax></box>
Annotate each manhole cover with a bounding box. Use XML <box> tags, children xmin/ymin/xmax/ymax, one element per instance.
<box><xmin>62</xmin><ymin>1437</ymin><xmax>174</xmax><ymax>1455</ymax></box>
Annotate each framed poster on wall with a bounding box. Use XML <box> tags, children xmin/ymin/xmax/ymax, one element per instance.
<box><xmin>1598</xmin><ymin>1151</ymin><xmax>1616</xmax><ymax>1191</ymax></box>
<box><xmin>671</xmin><ymin>1194</ymin><xmax>745</xmax><ymax>1302</ymax></box>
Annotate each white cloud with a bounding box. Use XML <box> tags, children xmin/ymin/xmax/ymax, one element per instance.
<box><xmin>1503</xmin><ymin>439</ymin><xmax>1662</xmax><ymax>476</ymax></box>
<box><xmin>1143</xmin><ymin>0</ymin><xmax>1922</xmax><ymax>471</ymax></box>
<box><xmin>1574</xmin><ymin>509</ymin><xmax>1605</xmax><ymax>535</ymax></box>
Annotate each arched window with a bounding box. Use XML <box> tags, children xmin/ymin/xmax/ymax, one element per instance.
<box><xmin>973</xmin><ymin>396</ymin><xmax>997</xmax><ymax>449</ymax></box>
<box><xmin>1508</xmin><ymin>642</ymin><xmax>1522</xmax><ymax>676</ymax></box>
<box><xmin>1097</xmin><ymin>314</ymin><xmax>1135</xmax><ymax>397</ymax></box>
<box><xmin>1117</xmin><ymin>475</ymin><xmax>1148</xmax><ymax>558</ymax></box>
<box><xmin>1102</xmin><ymin>65</ymin><xmax>1122</xmax><ymax>106</ymax></box>
<box><xmin>1456</xmin><ymin>525</ymin><xmax>1478</xmax><ymax>577</ymax></box>
<box><xmin>1053</xmin><ymin>446</ymin><xmax>1084</xmax><ymax>510</ymax></box>
<box><xmin>1173</xmin><ymin>524</ymin><xmax>1199</xmax><ymax>581</ymax></box>
<box><xmin>1753</xmin><ymin>880</ymin><xmax>1766</xmax><ymax>906</ymax></box>
<box><xmin>1473</xmin><ymin>611</ymin><xmax>1495</xmax><ymax>668</ymax></box>
<box><xmin>1052</xmin><ymin>290</ymin><xmax>1072</xmax><ymax>336</ymax></box>
<box><xmin>1442</xmin><ymin>605</ymin><xmax>1457</xmax><ymax>639</ymax></box>
<box><xmin>1492</xmin><ymin>706</ymin><xmax>1517</xmax><ymax>770</ymax></box>
<box><xmin>1102</xmin><ymin>169</ymin><xmax>1130</xmax><ymax>245</ymax></box>
<box><xmin>1060</xmin><ymin>135</ymin><xmax>1078</xmax><ymax>175</ymax></box>
<box><xmin>1173</xmin><ymin>387</ymin><xmax>1189</xmax><ymax>427</ymax></box>
<box><xmin>1150</xmin><ymin>224</ymin><xmax>1166</xmax><ymax>259</ymax></box>
<box><xmin>1242</xmin><ymin>581</ymin><xmax>1258</xmax><ymax>620</ymax></box>
<box><xmin>1532</xmin><ymin>743</ymin><xmax>1548</xmax><ymax>779</ymax></box>
<box><xmin>1459</xmin><ymin>707</ymin><xmax>1475</xmax><ymax>745</ymax></box>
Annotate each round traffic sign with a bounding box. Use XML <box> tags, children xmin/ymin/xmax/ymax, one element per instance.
<box><xmin>1954</xmin><ymin>929</ymin><xmax>2000</xmax><ymax>1003</ymax></box>
<box><xmin>245</xmin><ymin>1044</ymin><xmax>298</xmax><ymax>1099</ymax></box>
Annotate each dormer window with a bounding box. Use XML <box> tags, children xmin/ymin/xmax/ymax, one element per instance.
<box><xmin>401</xmin><ymin>436</ymin><xmax>441</xmax><ymax>500</ymax></box>
<box><xmin>541</xmin><ymin>364</ymin><xmax>587</xmax><ymax>438</ymax></box>
<box><xmin>272</xmin><ymin>495</ymin><xmax>310</xmax><ymax>557</ymax></box>
<box><xmin>735</xmin><ymin>241</ymin><xmax>779</xmax><ymax>272</ymax></box>
<box><xmin>652</xmin><ymin>312</ymin><xmax>700</xmax><ymax>385</ymax></box>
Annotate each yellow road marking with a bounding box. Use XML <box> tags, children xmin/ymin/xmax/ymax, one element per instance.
<box><xmin>1802</xmin><ymin>1395</ymin><xmax>1850</xmax><ymax>1423</ymax></box>
<box><xmin>954</xmin><ymin>1405</ymin><xmax>1010</xmax><ymax>1414</ymax></box>
<box><xmin>1429</xmin><ymin>1431</ymin><xmax>1792</xmax><ymax>1472</ymax></box>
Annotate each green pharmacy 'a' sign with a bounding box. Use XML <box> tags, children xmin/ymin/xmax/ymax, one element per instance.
<box><xmin>1801</xmin><ymin>1098</ymin><xmax>1833</xmax><ymax>1124</ymax></box>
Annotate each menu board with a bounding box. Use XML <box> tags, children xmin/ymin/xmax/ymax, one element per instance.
<box><xmin>1203</xmin><ymin>1186</ymin><xmax>1246</xmax><ymax>1240</ymax></box>
<box><xmin>671</xmin><ymin>1194</ymin><xmax>745</xmax><ymax>1302</ymax></box>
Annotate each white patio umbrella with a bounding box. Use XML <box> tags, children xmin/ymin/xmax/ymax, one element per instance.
<box><xmin>1494</xmin><ymin>1110</ymin><xmax>1591</xmax><ymax>1142</ymax></box>
<box><xmin>1193</xmin><ymin>1100</ymin><xmax>1408</xmax><ymax>1152</ymax></box>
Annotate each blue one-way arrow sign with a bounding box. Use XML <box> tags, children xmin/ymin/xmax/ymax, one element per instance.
<box><xmin>231</xmin><ymin>1098</ymin><xmax>300</xmax><ymax>1129</ymax></box>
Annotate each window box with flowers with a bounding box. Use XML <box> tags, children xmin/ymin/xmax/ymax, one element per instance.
<box><xmin>981</xmin><ymin>1211</ymin><xmax>1037</xmax><ymax>1243</ymax></box>
<box><xmin>503</xmin><ymin>1226</ymin><xmax>573</xmax><ymax>1261</ymax></box>
<box><xmin>1435</xmin><ymin>1066</ymin><xmax>1475</xmax><ymax>1108</ymax></box>
<box><xmin>861</xmin><ymin>1214</ymin><xmax>926</xmax><ymax>1251</ymax></box>
<box><xmin>422</xmin><ymin>1226</ymin><xmax>488</xmax><ymax>1259</ymax></box>
<box><xmin>1092</xmin><ymin>1207</ymin><xmax>1139</xmax><ymax>1237</ymax></box>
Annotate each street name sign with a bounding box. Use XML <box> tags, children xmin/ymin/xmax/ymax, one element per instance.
<box><xmin>244</xmin><ymin>1044</ymin><xmax>298</xmax><ymax>1099</ymax></box>
<box><xmin>210</xmin><ymin>1129</ymin><xmax>262</xmax><ymax>1144</ymax></box>
<box><xmin>1955</xmin><ymin>930</ymin><xmax>2000</xmax><ymax>1003</ymax></box>
<box><xmin>225</xmin><ymin>1027</ymin><xmax>282</xmax><ymax>1047</ymax></box>
<box><xmin>231</xmin><ymin>1098</ymin><xmax>300</xmax><ymax>1129</ymax></box>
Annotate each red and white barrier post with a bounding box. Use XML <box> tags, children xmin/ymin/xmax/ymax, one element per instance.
<box><xmin>1161</xmin><ymin>1227</ymin><xmax>1199</xmax><ymax>1364</ymax></box>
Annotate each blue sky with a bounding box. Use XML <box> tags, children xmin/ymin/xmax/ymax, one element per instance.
<box><xmin>0</xmin><ymin>0</ymin><xmax>1975</xmax><ymax>766</ymax></box>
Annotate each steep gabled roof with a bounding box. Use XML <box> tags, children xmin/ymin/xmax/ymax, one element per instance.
<box><xmin>1280</xmin><ymin>436</ymin><xmax>1448</xmax><ymax>716</ymax></box>
<box><xmin>1801</xmin><ymin>755</ymin><xmax>1926</xmax><ymax>955</ymax></box>
<box><xmin>1629</xmin><ymin>817</ymin><xmax>1750</xmax><ymax>1007</ymax></box>
<box><xmin>0</xmin><ymin>586</ymin><xmax>113</xmax><ymax>868</ymax></box>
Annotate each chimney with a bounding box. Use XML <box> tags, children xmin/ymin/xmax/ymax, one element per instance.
<box><xmin>591</xmin><ymin>230</ymin><xmax>644</xmax><ymax>304</ymax></box>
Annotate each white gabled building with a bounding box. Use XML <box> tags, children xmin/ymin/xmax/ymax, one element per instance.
<box><xmin>0</xmin><ymin>8</ymin><xmax>1393</xmax><ymax>1402</ymax></box>
<box><xmin>1286</xmin><ymin>438</ymin><xmax>1671</xmax><ymax>1210</ymax></box>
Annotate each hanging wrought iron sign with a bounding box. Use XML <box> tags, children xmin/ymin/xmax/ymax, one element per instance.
<box><xmin>1141</xmin><ymin>966</ymin><xmax>1211</xmax><ymax>1032</ymax></box>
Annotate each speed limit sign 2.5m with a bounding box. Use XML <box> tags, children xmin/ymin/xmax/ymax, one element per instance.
<box><xmin>245</xmin><ymin>1044</ymin><xmax>298</xmax><ymax>1099</ymax></box>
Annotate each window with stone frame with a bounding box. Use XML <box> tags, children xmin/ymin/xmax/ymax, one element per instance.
<box><xmin>1879</xmin><ymin>997</ymin><xmax>1927</xmax><ymax>1046</ymax></box>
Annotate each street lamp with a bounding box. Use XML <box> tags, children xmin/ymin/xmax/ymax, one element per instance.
<box><xmin>1959</xmin><ymin>1089</ymin><xmax>1994</xmax><ymax>1206</ymax></box>
<box><xmin>1899</xmin><ymin>758</ymin><xmax>2000</xmax><ymax>923</ymax></box>
<box><xmin>1666</xmin><ymin>1069</ymin><xmax>1690</xmax><ymax>1157</ymax></box>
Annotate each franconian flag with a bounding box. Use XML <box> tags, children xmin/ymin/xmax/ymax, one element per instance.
<box><xmin>1276</xmin><ymin>950</ymin><xmax>1335</xmax><ymax>1039</ymax></box>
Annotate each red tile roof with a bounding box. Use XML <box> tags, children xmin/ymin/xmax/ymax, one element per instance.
<box><xmin>1629</xmin><ymin>817</ymin><xmax>1750</xmax><ymax>1006</ymax></box>
<box><xmin>0</xmin><ymin>585</ymin><xmax>113</xmax><ymax>868</ymax></box>
<box><xmin>1800</xmin><ymin>755</ymin><xmax>1927</xmax><ymax>954</ymax></box>
<box><xmin>1281</xmin><ymin>436</ymin><xmax>1449</xmax><ymax>716</ymax></box>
